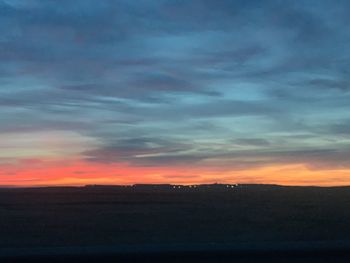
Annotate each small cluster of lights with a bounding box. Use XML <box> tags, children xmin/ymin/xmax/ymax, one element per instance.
<box><xmin>170</xmin><ymin>184</ymin><xmax>238</xmax><ymax>189</ymax></box>
<box><xmin>226</xmin><ymin>184</ymin><xmax>238</xmax><ymax>188</ymax></box>
<box><xmin>172</xmin><ymin>185</ymin><xmax>199</xmax><ymax>189</ymax></box>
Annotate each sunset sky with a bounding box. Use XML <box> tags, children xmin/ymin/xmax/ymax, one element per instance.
<box><xmin>1</xmin><ymin>0</ymin><xmax>350</xmax><ymax>186</ymax></box>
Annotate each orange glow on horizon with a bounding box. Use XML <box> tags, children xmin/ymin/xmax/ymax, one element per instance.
<box><xmin>1</xmin><ymin>159</ymin><xmax>350</xmax><ymax>187</ymax></box>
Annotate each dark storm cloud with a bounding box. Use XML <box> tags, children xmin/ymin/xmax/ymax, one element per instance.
<box><xmin>1</xmin><ymin>0</ymin><xmax>350</xmax><ymax>170</ymax></box>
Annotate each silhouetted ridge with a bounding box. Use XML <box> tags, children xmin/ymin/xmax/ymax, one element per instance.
<box><xmin>84</xmin><ymin>183</ymin><xmax>241</xmax><ymax>191</ymax></box>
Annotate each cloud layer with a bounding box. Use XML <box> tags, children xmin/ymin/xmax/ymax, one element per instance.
<box><xmin>1</xmin><ymin>0</ymin><xmax>350</xmax><ymax>185</ymax></box>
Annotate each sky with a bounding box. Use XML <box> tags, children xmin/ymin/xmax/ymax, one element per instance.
<box><xmin>1</xmin><ymin>0</ymin><xmax>350</xmax><ymax>186</ymax></box>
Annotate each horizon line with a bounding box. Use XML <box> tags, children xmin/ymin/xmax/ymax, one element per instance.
<box><xmin>1</xmin><ymin>183</ymin><xmax>350</xmax><ymax>189</ymax></box>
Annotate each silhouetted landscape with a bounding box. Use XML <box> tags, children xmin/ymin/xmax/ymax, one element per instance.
<box><xmin>2</xmin><ymin>184</ymin><xmax>350</xmax><ymax>250</ymax></box>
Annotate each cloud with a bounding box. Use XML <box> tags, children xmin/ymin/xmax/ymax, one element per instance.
<box><xmin>233</xmin><ymin>138</ymin><xmax>271</xmax><ymax>146</ymax></box>
<box><xmin>83</xmin><ymin>133</ymin><xmax>350</xmax><ymax>170</ymax></box>
<box><xmin>307</xmin><ymin>79</ymin><xmax>350</xmax><ymax>92</ymax></box>
<box><xmin>83</xmin><ymin>137</ymin><xmax>192</xmax><ymax>163</ymax></box>
<box><xmin>1</xmin><ymin>0</ymin><xmax>350</xmax><ymax>184</ymax></box>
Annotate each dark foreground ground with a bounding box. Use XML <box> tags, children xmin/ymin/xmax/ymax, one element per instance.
<box><xmin>1</xmin><ymin>184</ymin><xmax>350</xmax><ymax>262</ymax></box>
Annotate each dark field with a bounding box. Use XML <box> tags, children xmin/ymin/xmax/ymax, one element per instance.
<box><xmin>1</xmin><ymin>184</ymin><xmax>350</xmax><ymax>250</ymax></box>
